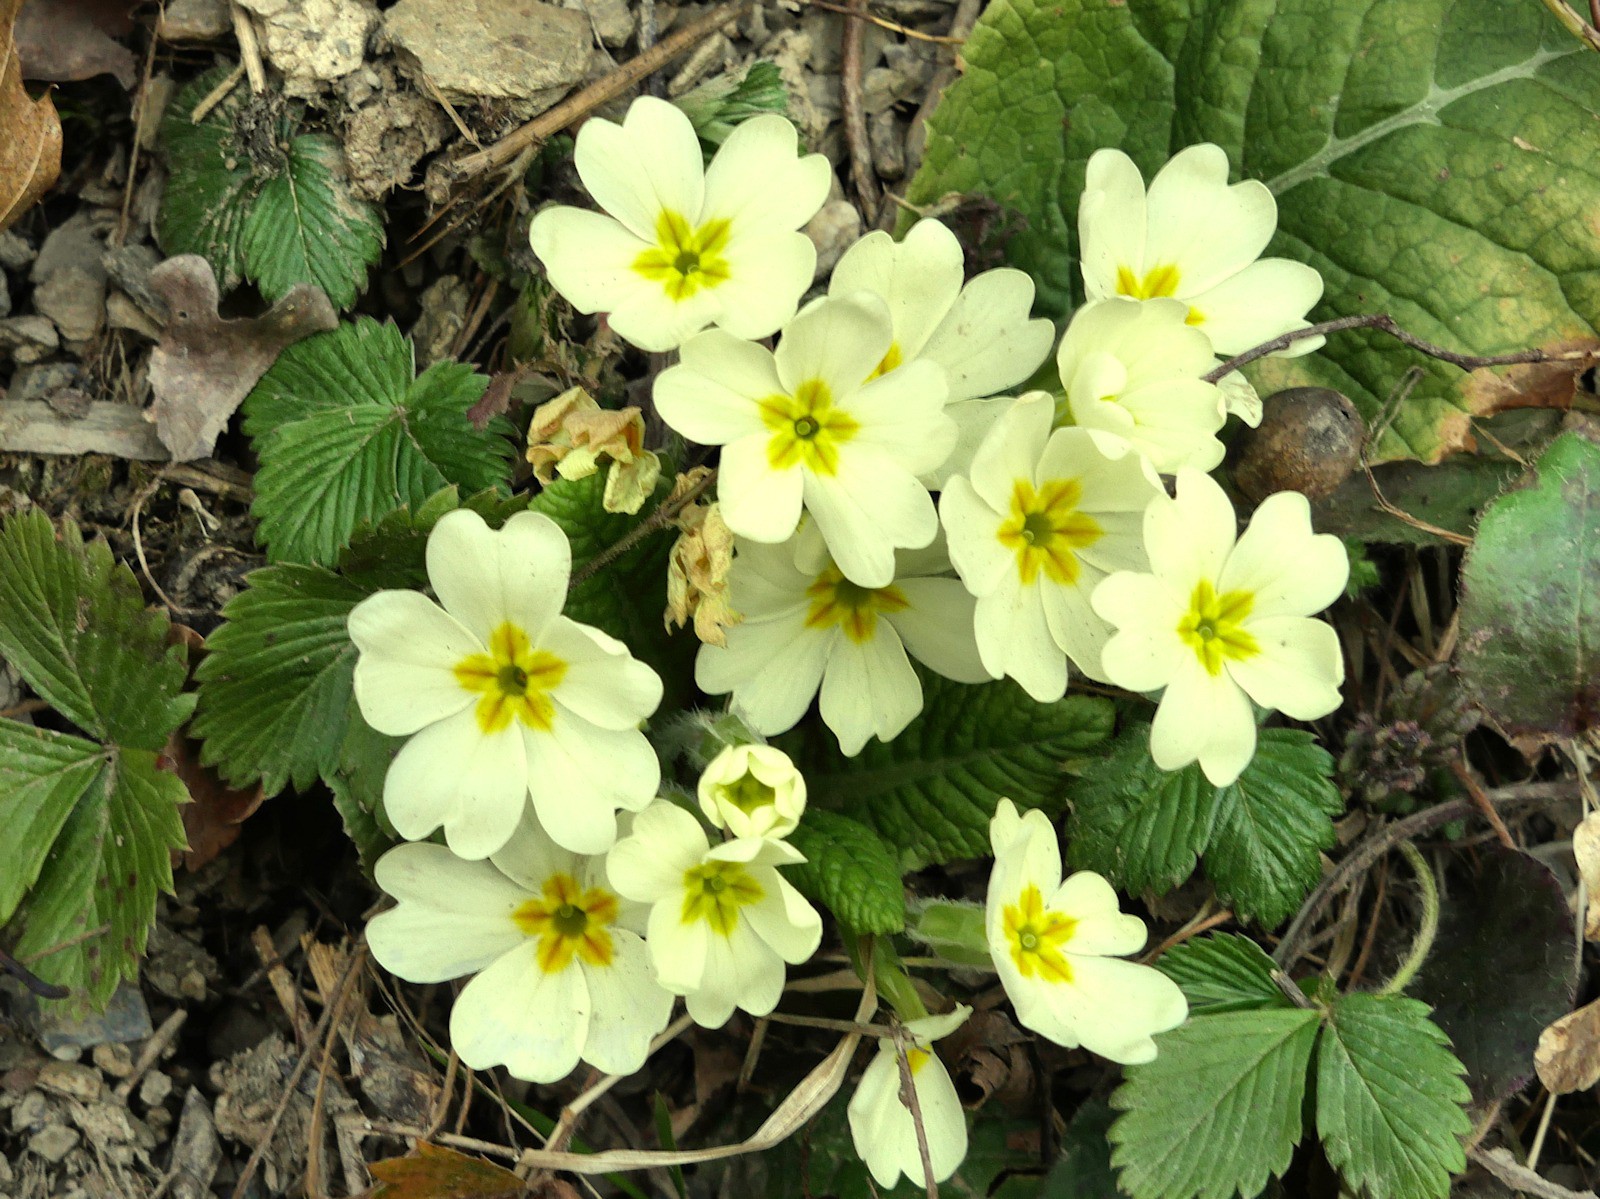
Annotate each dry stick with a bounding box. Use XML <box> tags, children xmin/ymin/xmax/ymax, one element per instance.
<box><xmin>305</xmin><ymin>954</ymin><xmax>366</xmax><ymax>1199</ymax></box>
<box><xmin>1540</xmin><ymin>0</ymin><xmax>1600</xmax><ymax>51</ymax></box>
<box><xmin>1450</xmin><ymin>757</ymin><xmax>1517</xmax><ymax>849</ymax></box>
<box><xmin>1203</xmin><ymin>312</ymin><xmax>1600</xmax><ymax>384</ymax></box>
<box><xmin>230</xmin><ymin>946</ymin><xmax>367</xmax><ymax>1199</ymax></box>
<box><xmin>891</xmin><ymin>1026</ymin><xmax>939</xmax><ymax>1199</ymax></box>
<box><xmin>567</xmin><ymin>469</ymin><xmax>716</xmax><ymax>590</ymax></box>
<box><xmin>0</xmin><ymin>945</ymin><xmax>67</xmax><ymax>1000</ymax></box>
<box><xmin>447</xmin><ymin>0</ymin><xmax>754</xmax><ymax>182</ymax></box>
<box><xmin>114</xmin><ymin>20</ymin><xmax>162</xmax><ymax>249</ymax></box>
<box><xmin>0</xmin><ymin>698</ymin><xmax>49</xmax><ymax>720</ymax></box>
<box><xmin>841</xmin><ymin>0</ymin><xmax>880</xmax><ymax>224</ymax></box>
<box><xmin>798</xmin><ymin>0</ymin><xmax>964</xmax><ymax>44</ymax></box>
<box><xmin>189</xmin><ymin>64</ymin><xmax>246</xmax><ymax>123</ymax></box>
<box><xmin>1273</xmin><ymin>788</ymin><xmax>1555</xmax><ymax>970</ymax></box>
<box><xmin>229</xmin><ymin>2</ymin><xmax>267</xmax><ymax>93</ymax></box>
<box><xmin>114</xmin><ymin>1010</ymin><xmax>189</xmax><ymax>1100</ymax></box>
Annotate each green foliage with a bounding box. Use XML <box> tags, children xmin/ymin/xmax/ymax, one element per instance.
<box><xmin>784</xmin><ymin>810</ymin><xmax>906</xmax><ymax>934</ymax></box>
<box><xmin>1457</xmin><ymin>431</ymin><xmax>1600</xmax><ymax>740</ymax></box>
<box><xmin>0</xmin><ymin>513</ymin><xmax>195</xmax><ymax>1008</ymax></box>
<box><xmin>243</xmin><ymin>319</ymin><xmax>514</xmax><ymax>566</ymax></box>
<box><xmin>907</xmin><ymin>0</ymin><xmax>1600</xmax><ymax>462</ymax></box>
<box><xmin>1157</xmin><ymin>933</ymin><xmax>1288</xmax><ymax>1014</ymax></box>
<box><xmin>1040</xmin><ymin>1099</ymin><xmax>1124</xmax><ymax>1199</ymax></box>
<box><xmin>1409</xmin><ymin>845</ymin><xmax>1576</xmax><ymax>1104</ymax></box>
<box><xmin>677</xmin><ymin>61</ymin><xmax>791</xmax><ymax>146</ymax></box>
<box><xmin>1111</xmin><ymin>1008</ymin><xmax>1321</xmax><ymax>1199</ymax></box>
<box><xmin>1316</xmin><ymin>994</ymin><xmax>1472</xmax><ymax>1199</ymax></box>
<box><xmin>787</xmin><ymin>677</ymin><xmax>1113</xmax><ymax>869</ymax></box>
<box><xmin>1068</xmin><ymin>726</ymin><xmax>1341</xmax><ymax>928</ymax></box>
<box><xmin>160</xmin><ymin>68</ymin><xmax>384</xmax><ymax>307</ymax></box>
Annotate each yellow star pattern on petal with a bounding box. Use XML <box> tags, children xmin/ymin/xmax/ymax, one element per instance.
<box><xmin>996</xmin><ymin>478</ymin><xmax>1104</xmax><ymax>586</ymax></box>
<box><xmin>680</xmin><ymin>860</ymin><xmax>765</xmax><ymax>937</ymax></box>
<box><xmin>1176</xmin><ymin>579</ymin><xmax>1260</xmax><ymax>676</ymax></box>
<box><xmin>632</xmin><ymin>210</ymin><xmax>733</xmax><ymax>301</ymax></box>
<box><xmin>1002</xmin><ymin>883</ymin><xmax>1077</xmax><ymax>985</ymax></box>
<box><xmin>803</xmin><ymin>564</ymin><xmax>909</xmax><ymax>643</ymax></box>
<box><xmin>453</xmin><ymin>622</ymin><xmax>568</xmax><ymax>734</ymax></box>
<box><xmin>759</xmin><ymin>379</ymin><xmax>860</xmax><ymax>475</ymax></box>
<box><xmin>512</xmin><ymin>872</ymin><xmax>620</xmax><ymax>973</ymax></box>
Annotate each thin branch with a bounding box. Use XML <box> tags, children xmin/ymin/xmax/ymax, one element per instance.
<box><xmin>1375</xmin><ymin>841</ymin><xmax>1439</xmax><ymax>996</ymax></box>
<box><xmin>892</xmin><ymin>1025</ymin><xmax>940</xmax><ymax>1199</ymax></box>
<box><xmin>0</xmin><ymin>945</ymin><xmax>68</xmax><ymax>1000</ymax></box>
<box><xmin>1203</xmin><ymin>313</ymin><xmax>1600</xmax><ymax>384</ymax></box>
<box><xmin>841</xmin><ymin>0</ymin><xmax>880</xmax><ymax>223</ymax></box>
<box><xmin>567</xmin><ymin>470</ymin><xmax>716</xmax><ymax>590</ymax></box>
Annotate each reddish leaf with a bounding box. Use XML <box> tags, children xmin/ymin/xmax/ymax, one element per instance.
<box><xmin>368</xmin><ymin>1142</ymin><xmax>528</xmax><ymax>1199</ymax></box>
<box><xmin>161</xmin><ymin>731</ymin><xmax>266</xmax><ymax>871</ymax></box>
<box><xmin>0</xmin><ymin>0</ymin><xmax>61</xmax><ymax>232</ymax></box>
<box><xmin>14</xmin><ymin>0</ymin><xmax>136</xmax><ymax>87</ymax></box>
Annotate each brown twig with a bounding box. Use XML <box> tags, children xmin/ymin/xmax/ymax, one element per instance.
<box><xmin>566</xmin><ymin>469</ymin><xmax>716</xmax><ymax>589</ymax></box>
<box><xmin>1203</xmin><ymin>313</ymin><xmax>1600</xmax><ymax>384</ymax></box>
<box><xmin>1451</xmin><ymin>757</ymin><xmax>1517</xmax><ymax>849</ymax></box>
<box><xmin>229</xmin><ymin>2</ymin><xmax>267</xmax><ymax>93</ymax></box>
<box><xmin>1141</xmin><ymin>907</ymin><xmax>1235</xmax><ymax>965</ymax></box>
<box><xmin>447</xmin><ymin>1</ymin><xmax>754</xmax><ymax>182</ymax></box>
<box><xmin>892</xmin><ymin>1024</ymin><xmax>939</xmax><ymax>1199</ymax></box>
<box><xmin>0</xmin><ymin>698</ymin><xmax>50</xmax><ymax>720</ymax></box>
<box><xmin>0</xmin><ymin>945</ymin><xmax>68</xmax><ymax>1000</ymax></box>
<box><xmin>114</xmin><ymin>1010</ymin><xmax>189</xmax><ymax>1100</ymax></box>
<box><xmin>800</xmin><ymin>0</ymin><xmax>965</xmax><ymax>44</ymax></box>
<box><xmin>841</xmin><ymin>0</ymin><xmax>880</xmax><ymax>223</ymax></box>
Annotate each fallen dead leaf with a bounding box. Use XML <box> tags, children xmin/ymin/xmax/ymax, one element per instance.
<box><xmin>0</xmin><ymin>0</ymin><xmax>63</xmax><ymax>232</ymax></box>
<box><xmin>145</xmin><ymin>255</ymin><xmax>337</xmax><ymax>462</ymax></box>
<box><xmin>1574</xmin><ymin>809</ymin><xmax>1600</xmax><ymax>941</ymax></box>
<box><xmin>15</xmin><ymin>0</ymin><xmax>136</xmax><ymax>88</ymax></box>
<box><xmin>368</xmin><ymin>1141</ymin><xmax>527</xmax><ymax>1199</ymax></box>
<box><xmin>1536</xmin><ymin>996</ymin><xmax>1600</xmax><ymax>1094</ymax></box>
<box><xmin>161</xmin><ymin>730</ymin><xmax>266</xmax><ymax>871</ymax></box>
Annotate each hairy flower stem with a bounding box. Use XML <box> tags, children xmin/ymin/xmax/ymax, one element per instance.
<box><xmin>1377</xmin><ymin>840</ymin><xmax>1440</xmax><ymax>997</ymax></box>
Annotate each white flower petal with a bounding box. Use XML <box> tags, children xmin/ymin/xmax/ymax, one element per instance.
<box><xmin>607</xmin><ymin>280</ymin><xmax>724</xmax><ymax>353</ymax></box>
<box><xmin>1228</xmin><ymin>616</ymin><xmax>1345</xmax><ymax>720</ymax></box>
<box><xmin>773</xmin><ymin>293</ymin><xmax>894</xmax><ymax>398</ymax></box>
<box><xmin>537</xmin><ymin>617</ymin><xmax>663</xmax><ymax>730</ymax></box>
<box><xmin>575</xmin><ymin>96</ymin><xmax>704</xmax><ymax>243</ymax></box>
<box><xmin>912</xmin><ymin>1051</ymin><xmax>970</xmax><ymax>1184</ymax></box>
<box><xmin>653</xmin><ymin>334</ymin><xmax>778</xmax><ymax>444</ymax></box>
<box><xmin>701</xmin><ymin>113</ymin><xmax>831</xmax><ymax>233</ymax></box>
<box><xmin>1146</xmin><ymin>470</ymin><xmax>1237</xmax><ymax>589</ymax></box>
<box><xmin>929</xmin><ymin>396</ymin><xmax>1008</xmax><ymax>488</ymax></box>
<box><xmin>450</xmin><ymin>945</ymin><xmax>587</xmax><ymax>1082</ymax></box>
<box><xmin>708</xmin><ymin>231</ymin><xmax>818</xmax><ymax>341</ymax></box>
<box><xmin>923</xmin><ymin>267</ymin><xmax>1054</xmax><ymax>402</ymax></box>
<box><xmin>848</xmin><ymin>361</ymin><xmax>956</xmax><ymax>476</ymax></box>
<box><xmin>1219</xmin><ymin>491</ymin><xmax>1349</xmax><ymax>618</ymax></box>
<box><xmin>848</xmin><ymin>1048</ymin><xmax>910</xmax><ymax>1189</ymax></box>
<box><xmin>722</xmin><ymin>920</ymin><xmax>788</xmax><ymax>1017</ymax></box>
<box><xmin>818</xmin><ymin>625</ymin><xmax>923</xmax><ymax>754</ymax></box>
<box><xmin>1051</xmin><ymin>871</ymin><xmax>1147</xmax><ymax>954</ymax></box>
<box><xmin>1143</xmin><ymin>144</ymin><xmax>1276</xmax><ymax>296</ymax></box>
<box><xmin>939</xmin><ymin>479</ymin><xmax>1014</xmax><ymax>599</ymax></box>
<box><xmin>367</xmin><ymin>845</ymin><xmax>528</xmax><ymax>981</ymax></box>
<box><xmin>522</xmin><ymin>716</ymin><xmax>660</xmax><ymax>855</ymax></box>
<box><xmin>968</xmin><ymin>392</ymin><xmax>1054</xmax><ymax>513</ymax></box>
<box><xmin>609</xmin><ymin>802</ymin><xmax>706</xmax><ymax>902</ymax></box>
<box><xmin>1039</xmin><ymin>573</ymin><xmax>1113</xmax><ymax>680</ymax></box>
<box><xmin>803</xmin><ymin>459</ymin><xmax>938</xmax><ymax>588</ymax></box>
<box><xmin>383</xmin><ymin>709</ymin><xmax>529</xmax><ymax>859</ymax></box>
<box><xmin>348</xmin><ymin>591</ymin><xmax>478</xmax><ymax>735</ymax></box>
<box><xmin>528</xmin><ymin>206</ymin><xmax>656</xmax><ymax>319</ymax></box>
<box><xmin>719</xmin><ymin>436</ymin><xmax>806</xmax><ymax>544</ymax></box>
<box><xmin>579</xmin><ymin>931</ymin><xmax>675</xmax><ymax>1076</ymax></box>
<box><xmin>743</xmin><ymin>872</ymin><xmax>823</xmax><ymax>964</ymax></box>
<box><xmin>828</xmin><ymin>220</ymin><xmax>964</xmax><ymax>361</ymax></box>
<box><xmin>1078</xmin><ymin>149</ymin><xmax>1148</xmax><ymax>300</ymax></box>
<box><xmin>1093</xmin><ymin>573</ymin><xmax>1186</xmax><ymax>693</ymax></box>
<box><xmin>489</xmin><ymin>815</ymin><xmax>582</xmax><ymax>893</ymax></box>
<box><xmin>1184</xmin><ymin>257</ymin><xmax>1325</xmax><ymax>356</ymax></box>
<box><xmin>975</xmin><ymin>577</ymin><xmax>1067</xmax><ymax>703</ymax></box>
<box><xmin>427</xmin><ymin>509</ymin><xmax>571</xmax><ymax>643</ymax></box>
<box><xmin>1150</xmin><ymin>661</ymin><xmax>1257</xmax><ymax>785</ymax></box>
<box><xmin>888</xmin><ymin>578</ymin><xmax>989</xmax><ymax>683</ymax></box>
<box><xmin>1035</xmin><ymin>954</ymin><xmax>1188</xmax><ymax>1063</ymax></box>
<box><xmin>696</xmin><ymin>617</ymin><xmax>830</xmax><ymax>736</ymax></box>
<box><xmin>646</xmin><ymin>897</ymin><xmax>710</xmax><ymax>998</ymax></box>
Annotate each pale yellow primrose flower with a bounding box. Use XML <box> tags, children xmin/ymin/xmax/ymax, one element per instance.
<box><xmin>986</xmin><ymin>800</ymin><xmax>1186</xmax><ymax>1063</ymax></box>
<box><xmin>607</xmin><ymin>800</ymin><xmax>822</xmax><ymax>1028</ymax></box>
<box><xmin>1091</xmin><ymin>470</ymin><xmax>1348</xmax><ymax>786</ymax></box>
<box><xmin>695</xmin><ymin>524</ymin><xmax>988</xmax><ymax>756</ymax></box>
<box><xmin>654</xmin><ymin>294</ymin><xmax>956</xmax><ymax>589</ymax></box>
<box><xmin>847</xmin><ymin>1006</ymin><xmax>972</xmax><ymax>1190</ymax></box>
<box><xmin>698</xmin><ymin>743</ymin><xmax>806</xmax><ymax>840</ymax></box>
<box><xmin>1057</xmin><ymin>297</ymin><xmax>1229</xmax><ymax>474</ymax></box>
<box><xmin>346</xmin><ymin>510</ymin><xmax>663</xmax><ymax>860</ymax></box>
<box><xmin>528</xmin><ymin>96</ymin><xmax>830</xmax><ymax>353</ymax></box>
<box><xmin>366</xmin><ymin>819</ymin><xmax>673</xmax><ymax>1083</ymax></box>
<box><xmin>827</xmin><ymin>218</ymin><xmax>1055</xmax><ymax>485</ymax></box>
<box><xmin>1078</xmin><ymin>144</ymin><xmax>1325</xmax><ymax>358</ymax></box>
<box><xmin>940</xmin><ymin>393</ymin><xmax>1161</xmax><ymax>703</ymax></box>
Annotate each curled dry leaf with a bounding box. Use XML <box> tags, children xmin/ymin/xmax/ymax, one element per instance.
<box><xmin>1536</xmin><ymin>996</ymin><xmax>1600</xmax><ymax>1095</ymax></box>
<box><xmin>1574</xmin><ymin>809</ymin><xmax>1600</xmax><ymax>941</ymax></box>
<box><xmin>145</xmin><ymin>255</ymin><xmax>338</xmax><ymax>462</ymax></box>
<box><xmin>161</xmin><ymin>731</ymin><xmax>266</xmax><ymax>871</ymax></box>
<box><xmin>525</xmin><ymin>386</ymin><xmax>660</xmax><ymax>514</ymax></box>
<box><xmin>0</xmin><ymin>0</ymin><xmax>63</xmax><ymax>232</ymax></box>
<box><xmin>14</xmin><ymin>0</ymin><xmax>137</xmax><ymax>88</ymax></box>
<box><xmin>665</xmin><ymin>476</ymin><xmax>738</xmax><ymax>646</ymax></box>
<box><xmin>368</xmin><ymin>1141</ymin><xmax>527</xmax><ymax>1199</ymax></box>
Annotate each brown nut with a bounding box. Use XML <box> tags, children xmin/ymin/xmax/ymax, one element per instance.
<box><xmin>1232</xmin><ymin>386</ymin><xmax>1365</xmax><ymax>502</ymax></box>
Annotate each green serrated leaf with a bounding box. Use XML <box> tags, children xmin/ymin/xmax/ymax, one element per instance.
<box><xmin>191</xmin><ymin>565</ymin><xmax>374</xmax><ymax>795</ymax></box>
<box><xmin>1203</xmin><ymin>729</ymin><xmax>1342</xmax><ymax>929</ymax></box>
<box><xmin>908</xmin><ymin>0</ymin><xmax>1600</xmax><ymax>463</ymax></box>
<box><xmin>787</xmin><ymin>677</ymin><xmax>1113</xmax><ymax>870</ymax></box>
<box><xmin>0</xmin><ymin>513</ymin><xmax>194</xmax><ymax>1009</ymax></box>
<box><xmin>1067</xmin><ymin>722</ymin><xmax>1222</xmax><ymax>893</ymax></box>
<box><xmin>1157</xmin><ymin>933</ymin><xmax>1288</xmax><ymax>1014</ymax></box>
<box><xmin>1110</xmin><ymin>1009</ymin><xmax>1321</xmax><ymax>1199</ymax></box>
<box><xmin>240</xmin><ymin>134</ymin><xmax>384</xmax><ymax>309</ymax></box>
<box><xmin>1040</xmin><ymin>1098</ymin><xmax>1123</xmax><ymax>1199</ymax></box>
<box><xmin>784</xmin><ymin>810</ymin><xmax>906</xmax><ymax>934</ymax></box>
<box><xmin>336</xmin><ymin>486</ymin><xmax>530</xmax><ymax>591</ymax></box>
<box><xmin>244</xmin><ymin>319</ymin><xmax>514</xmax><ymax>566</ymax></box>
<box><xmin>1317</xmin><ymin>993</ymin><xmax>1471</xmax><ymax>1199</ymax></box>
<box><xmin>1457</xmin><ymin>431</ymin><xmax>1600</xmax><ymax>740</ymax></box>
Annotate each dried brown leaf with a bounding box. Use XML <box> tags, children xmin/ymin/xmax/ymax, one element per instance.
<box><xmin>368</xmin><ymin>1142</ymin><xmax>527</xmax><ymax>1199</ymax></box>
<box><xmin>0</xmin><ymin>0</ymin><xmax>62</xmax><ymax>232</ymax></box>
<box><xmin>1536</xmin><ymin>996</ymin><xmax>1600</xmax><ymax>1094</ymax></box>
<box><xmin>1575</xmin><ymin>810</ymin><xmax>1600</xmax><ymax>941</ymax></box>
<box><xmin>14</xmin><ymin>0</ymin><xmax>136</xmax><ymax>87</ymax></box>
<box><xmin>145</xmin><ymin>255</ymin><xmax>337</xmax><ymax>462</ymax></box>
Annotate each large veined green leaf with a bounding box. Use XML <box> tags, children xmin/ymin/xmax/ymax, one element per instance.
<box><xmin>908</xmin><ymin>0</ymin><xmax>1600</xmax><ymax>462</ymax></box>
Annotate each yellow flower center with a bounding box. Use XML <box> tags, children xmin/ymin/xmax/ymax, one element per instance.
<box><xmin>866</xmin><ymin>341</ymin><xmax>903</xmax><ymax>381</ymax></box>
<box><xmin>1002</xmin><ymin>883</ymin><xmax>1077</xmax><ymax>984</ymax></box>
<box><xmin>759</xmin><ymin>379</ymin><xmax>860</xmax><ymax>475</ymax></box>
<box><xmin>1176</xmin><ymin>579</ymin><xmax>1260</xmax><ymax>676</ymax></box>
<box><xmin>453</xmin><ymin>622</ymin><xmax>567</xmax><ymax>734</ymax></box>
<box><xmin>720</xmin><ymin>769</ymin><xmax>777</xmax><ymax>817</ymax></box>
<box><xmin>632</xmin><ymin>210</ymin><xmax>733</xmax><ymax>301</ymax></box>
<box><xmin>804</xmin><ymin>564</ymin><xmax>909</xmax><ymax>643</ymax></box>
<box><xmin>996</xmin><ymin>479</ymin><xmax>1103</xmax><ymax>586</ymax></box>
<box><xmin>512</xmin><ymin>872</ymin><xmax>619</xmax><ymax>973</ymax></box>
<box><xmin>1115</xmin><ymin>263</ymin><xmax>1205</xmax><ymax>325</ymax></box>
<box><xmin>681</xmin><ymin>860</ymin><xmax>764</xmax><ymax>937</ymax></box>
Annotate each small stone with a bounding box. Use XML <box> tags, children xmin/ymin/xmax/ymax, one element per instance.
<box><xmin>237</xmin><ymin>0</ymin><xmax>379</xmax><ymax>93</ymax></box>
<box><xmin>37</xmin><ymin>1060</ymin><xmax>103</xmax><ymax>1104</ymax></box>
<box><xmin>803</xmin><ymin>198</ymin><xmax>861</xmax><ymax>281</ymax></box>
<box><xmin>92</xmin><ymin>1043</ymin><xmax>135</xmax><ymax>1079</ymax></box>
<box><xmin>384</xmin><ymin>0</ymin><xmax>593</xmax><ymax>110</ymax></box>
<box><xmin>28</xmin><ymin>1124</ymin><xmax>80</xmax><ymax>1163</ymax></box>
<box><xmin>155</xmin><ymin>0</ymin><xmax>231</xmax><ymax>40</ymax></box>
<box><xmin>1233</xmin><ymin>387</ymin><xmax>1366</xmax><ymax>502</ymax></box>
<box><xmin>667</xmin><ymin>31</ymin><xmax>733</xmax><ymax>96</ymax></box>
<box><xmin>563</xmin><ymin>0</ymin><xmax>633</xmax><ymax>47</ymax></box>
<box><xmin>10</xmin><ymin>1090</ymin><xmax>48</xmax><ymax>1134</ymax></box>
<box><xmin>30</xmin><ymin>216</ymin><xmax>108</xmax><ymax>343</ymax></box>
<box><xmin>343</xmin><ymin>89</ymin><xmax>451</xmax><ymax>200</ymax></box>
<box><xmin>869</xmin><ymin>110</ymin><xmax>905</xmax><ymax>181</ymax></box>
<box><xmin>10</xmin><ymin>362</ymin><xmax>81</xmax><ymax>402</ymax></box>
<box><xmin>0</xmin><ymin>230</ymin><xmax>35</xmax><ymax>271</ymax></box>
<box><xmin>410</xmin><ymin>276</ymin><xmax>469</xmax><ymax>367</ymax></box>
<box><xmin>139</xmin><ymin>1070</ymin><xmax>174</xmax><ymax>1109</ymax></box>
<box><xmin>0</xmin><ymin>315</ymin><xmax>61</xmax><ymax>363</ymax></box>
<box><xmin>0</xmin><ymin>269</ymin><xmax>10</xmax><ymax>318</ymax></box>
